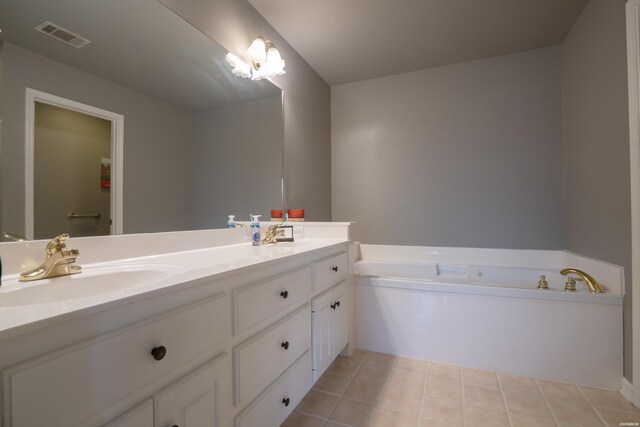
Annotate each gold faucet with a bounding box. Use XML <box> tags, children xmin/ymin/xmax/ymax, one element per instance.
<box><xmin>560</xmin><ymin>268</ymin><xmax>605</xmax><ymax>293</ymax></box>
<box><xmin>261</xmin><ymin>224</ymin><xmax>286</xmax><ymax>244</ymax></box>
<box><xmin>19</xmin><ymin>234</ymin><xmax>82</xmax><ymax>282</ymax></box>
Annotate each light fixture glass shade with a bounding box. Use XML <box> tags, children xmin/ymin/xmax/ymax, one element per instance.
<box><xmin>225</xmin><ymin>52</ymin><xmax>252</xmax><ymax>79</ymax></box>
<box><xmin>247</xmin><ymin>36</ymin><xmax>267</xmax><ymax>66</ymax></box>
<box><xmin>265</xmin><ymin>42</ymin><xmax>285</xmax><ymax>76</ymax></box>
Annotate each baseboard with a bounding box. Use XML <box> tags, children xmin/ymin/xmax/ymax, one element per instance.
<box><xmin>621</xmin><ymin>378</ymin><xmax>636</xmax><ymax>406</ymax></box>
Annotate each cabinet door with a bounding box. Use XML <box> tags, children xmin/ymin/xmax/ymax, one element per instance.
<box><xmin>102</xmin><ymin>399</ymin><xmax>153</xmax><ymax>427</ymax></box>
<box><xmin>311</xmin><ymin>290</ymin><xmax>334</xmax><ymax>382</ymax></box>
<box><xmin>155</xmin><ymin>353</ymin><xmax>229</xmax><ymax>427</ymax></box>
<box><xmin>332</xmin><ymin>281</ymin><xmax>348</xmax><ymax>358</ymax></box>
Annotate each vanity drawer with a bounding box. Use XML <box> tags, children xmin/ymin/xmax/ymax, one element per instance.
<box><xmin>233</xmin><ymin>267</ymin><xmax>311</xmax><ymax>335</ymax></box>
<box><xmin>312</xmin><ymin>252</ymin><xmax>348</xmax><ymax>292</ymax></box>
<box><xmin>3</xmin><ymin>293</ymin><xmax>228</xmax><ymax>427</ymax></box>
<box><xmin>233</xmin><ymin>304</ymin><xmax>311</xmax><ymax>406</ymax></box>
<box><xmin>235</xmin><ymin>351</ymin><xmax>312</xmax><ymax>427</ymax></box>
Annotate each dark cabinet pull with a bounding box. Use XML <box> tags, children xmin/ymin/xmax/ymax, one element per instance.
<box><xmin>332</xmin><ymin>266</ymin><xmax>339</xmax><ymax>272</ymax></box>
<box><xmin>331</xmin><ymin>303</ymin><xmax>336</xmax><ymax>310</ymax></box>
<box><xmin>151</xmin><ymin>346</ymin><xmax>167</xmax><ymax>361</ymax></box>
<box><xmin>281</xmin><ymin>341</ymin><xmax>290</xmax><ymax>350</ymax></box>
<box><xmin>172</xmin><ymin>425</ymin><xmax>179</xmax><ymax>427</ymax></box>
<box><xmin>280</xmin><ymin>290</ymin><xmax>289</xmax><ymax>299</ymax></box>
<box><xmin>336</xmin><ymin>300</ymin><xmax>341</xmax><ymax>307</ymax></box>
<box><xmin>282</xmin><ymin>397</ymin><xmax>290</xmax><ymax>407</ymax></box>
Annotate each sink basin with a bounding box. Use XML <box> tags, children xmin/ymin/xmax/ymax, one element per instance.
<box><xmin>0</xmin><ymin>263</ymin><xmax>186</xmax><ymax>307</ymax></box>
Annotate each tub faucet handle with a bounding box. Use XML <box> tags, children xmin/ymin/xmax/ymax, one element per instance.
<box><xmin>564</xmin><ymin>277</ymin><xmax>577</xmax><ymax>292</ymax></box>
<box><xmin>537</xmin><ymin>275</ymin><xmax>549</xmax><ymax>290</ymax></box>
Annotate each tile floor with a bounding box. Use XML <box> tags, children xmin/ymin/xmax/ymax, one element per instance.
<box><xmin>281</xmin><ymin>349</ymin><xmax>640</xmax><ymax>427</ymax></box>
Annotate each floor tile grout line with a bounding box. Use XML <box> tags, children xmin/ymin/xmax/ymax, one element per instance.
<box><xmin>578</xmin><ymin>386</ymin><xmax>640</xmax><ymax>416</ymax></box>
<box><xmin>293</xmin><ymin>408</ymin><xmax>327</xmax><ymax>422</ymax></box>
<box><xmin>577</xmin><ymin>385</ymin><xmax>610</xmax><ymax>427</ymax></box>
<box><xmin>459</xmin><ymin>364</ymin><xmax>466</xmax><ymax>426</ymax></box>
<box><xmin>496</xmin><ymin>372</ymin><xmax>515</xmax><ymax>427</ymax></box>
<box><xmin>593</xmin><ymin>404</ymin><xmax>640</xmax><ymax>416</ymax></box>
<box><xmin>417</xmin><ymin>363</ymin><xmax>429</xmax><ymax>427</ymax></box>
<box><xmin>327</xmin><ymin>350</ymin><xmax>368</xmax><ymax>425</ymax></box>
<box><xmin>312</xmin><ymin>351</ymin><xmax>366</xmax><ymax>425</ymax></box>
<box><xmin>535</xmin><ymin>378</ymin><xmax>561</xmax><ymax>427</ymax></box>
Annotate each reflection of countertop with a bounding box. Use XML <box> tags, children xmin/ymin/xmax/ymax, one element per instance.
<box><xmin>0</xmin><ymin>238</ymin><xmax>348</xmax><ymax>339</ymax></box>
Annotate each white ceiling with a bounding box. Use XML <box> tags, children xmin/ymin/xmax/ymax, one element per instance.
<box><xmin>248</xmin><ymin>0</ymin><xmax>589</xmax><ymax>86</ymax></box>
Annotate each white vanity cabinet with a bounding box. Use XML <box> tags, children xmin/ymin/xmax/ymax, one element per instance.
<box><xmin>311</xmin><ymin>281</ymin><xmax>348</xmax><ymax>381</ymax></box>
<box><xmin>104</xmin><ymin>353</ymin><xmax>230</xmax><ymax>427</ymax></box>
<box><xmin>234</xmin><ymin>351</ymin><xmax>312</xmax><ymax>427</ymax></box>
<box><xmin>0</xmin><ymin>239</ymin><xmax>351</xmax><ymax>427</ymax></box>
<box><xmin>3</xmin><ymin>293</ymin><xmax>228</xmax><ymax>427</ymax></box>
<box><xmin>233</xmin><ymin>304</ymin><xmax>311</xmax><ymax>406</ymax></box>
<box><xmin>311</xmin><ymin>252</ymin><xmax>348</xmax><ymax>292</ymax></box>
<box><xmin>154</xmin><ymin>353</ymin><xmax>230</xmax><ymax>427</ymax></box>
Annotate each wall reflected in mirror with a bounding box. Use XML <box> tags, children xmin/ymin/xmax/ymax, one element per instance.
<box><xmin>0</xmin><ymin>0</ymin><xmax>283</xmax><ymax>240</ymax></box>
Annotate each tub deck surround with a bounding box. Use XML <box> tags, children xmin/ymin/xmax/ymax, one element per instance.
<box><xmin>354</xmin><ymin>244</ymin><xmax>624</xmax><ymax>391</ymax></box>
<box><xmin>357</xmin><ymin>244</ymin><xmax>625</xmax><ymax>296</ymax></box>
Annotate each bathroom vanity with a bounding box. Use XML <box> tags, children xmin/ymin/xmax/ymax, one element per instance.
<box><xmin>0</xmin><ymin>224</ymin><xmax>353</xmax><ymax>426</ymax></box>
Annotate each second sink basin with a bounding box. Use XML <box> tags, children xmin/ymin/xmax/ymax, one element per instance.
<box><xmin>0</xmin><ymin>263</ymin><xmax>187</xmax><ymax>308</ymax></box>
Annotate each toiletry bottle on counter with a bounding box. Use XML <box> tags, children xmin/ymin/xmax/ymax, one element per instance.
<box><xmin>250</xmin><ymin>214</ymin><xmax>261</xmax><ymax>246</ymax></box>
<box><xmin>227</xmin><ymin>215</ymin><xmax>236</xmax><ymax>228</ymax></box>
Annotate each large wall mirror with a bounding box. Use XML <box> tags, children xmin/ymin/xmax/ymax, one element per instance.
<box><xmin>0</xmin><ymin>0</ymin><xmax>284</xmax><ymax>240</ymax></box>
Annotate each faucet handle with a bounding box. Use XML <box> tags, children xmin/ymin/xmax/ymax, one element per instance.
<box><xmin>537</xmin><ymin>275</ymin><xmax>549</xmax><ymax>290</ymax></box>
<box><xmin>564</xmin><ymin>277</ymin><xmax>577</xmax><ymax>292</ymax></box>
<box><xmin>45</xmin><ymin>233</ymin><xmax>70</xmax><ymax>256</ymax></box>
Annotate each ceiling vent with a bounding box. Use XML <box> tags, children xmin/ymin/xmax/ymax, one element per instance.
<box><xmin>34</xmin><ymin>21</ymin><xmax>91</xmax><ymax>48</ymax></box>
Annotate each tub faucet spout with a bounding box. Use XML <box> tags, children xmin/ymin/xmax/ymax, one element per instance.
<box><xmin>560</xmin><ymin>268</ymin><xmax>604</xmax><ymax>293</ymax></box>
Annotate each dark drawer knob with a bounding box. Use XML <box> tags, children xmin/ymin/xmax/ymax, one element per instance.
<box><xmin>151</xmin><ymin>346</ymin><xmax>167</xmax><ymax>361</ymax></box>
<box><xmin>332</xmin><ymin>266</ymin><xmax>339</xmax><ymax>272</ymax></box>
<box><xmin>331</xmin><ymin>303</ymin><xmax>336</xmax><ymax>310</ymax></box>
<box><xmin>282</xmin><ymin>397</ymin><xmax>290</xmax><ymax>407</ymax></box>
<box><xmin>281</xmin><ymin>341</ymin><xmax>290</xmax><ymax>350</ymax></box>
<box><xmin>280</xmin><ymin>290</ymin><xmax>289</xmax><ymax>299</ymax></box>
<box><xmin>336</xmin><ymin>300</ymin><xmax>341</xmax><ymax>307</ymax></box>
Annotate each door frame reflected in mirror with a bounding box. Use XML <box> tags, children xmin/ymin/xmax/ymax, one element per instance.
<box><xmin>24</xmin><ymin>88</ymin><xmax>124</xmax><ymax>239</ymax></box>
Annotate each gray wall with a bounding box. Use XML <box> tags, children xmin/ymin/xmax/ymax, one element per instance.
<box><xmin>192</xmin><ymin>97</ymin><xmax>283</xmax><ymax>228</ymax></box>
<box><xmin>332</xmin><ymin>47</ymin><xmax>564</xmax><ymax>248</ymax></box>
<box><xmin>562</xmin><ymin>0</ymin><xmax>632</xmax><ymax>381</ymax></box>
<box><xmin>158</xmin><ymin>0</ymin><xmax>332</xmax><ymax>221</ymax></box>
<box><xmin>34</xmin><ymin>103</ymin><xmax>111</xmax><ymax>238</ymax></box>
<box><xmin>1</xmin><ymin>42</ymin><xmax>194</xmax><ymax>235</ymax></box>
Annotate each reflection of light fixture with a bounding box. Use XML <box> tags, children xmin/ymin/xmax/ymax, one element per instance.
<box><xmin>226</xmin><ymin>36</ymin><xmax>286</xmax><ymax>80</ymax></box>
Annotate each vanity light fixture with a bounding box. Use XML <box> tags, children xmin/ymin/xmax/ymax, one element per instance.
<box><xmin>225</xmin><ymin>36</ymin><xmax>285</xmax><ymax>80</ymax></box>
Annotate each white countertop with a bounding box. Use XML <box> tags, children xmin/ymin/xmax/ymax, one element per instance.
<box><xmin>0</xmin><ymin>238</ymin><xmax>348</xmax><ymax>340</ymax></box>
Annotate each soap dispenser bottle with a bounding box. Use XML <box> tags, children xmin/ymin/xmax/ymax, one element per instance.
<box><xmin>250</xmin><ymin>214</ymin><xmax>261</xmax><ymax>246</ymax></box>
<box><xmin>227</xmin><ymin>215</ymin><xmax>236</xmax><ymax>228</ymax></box>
